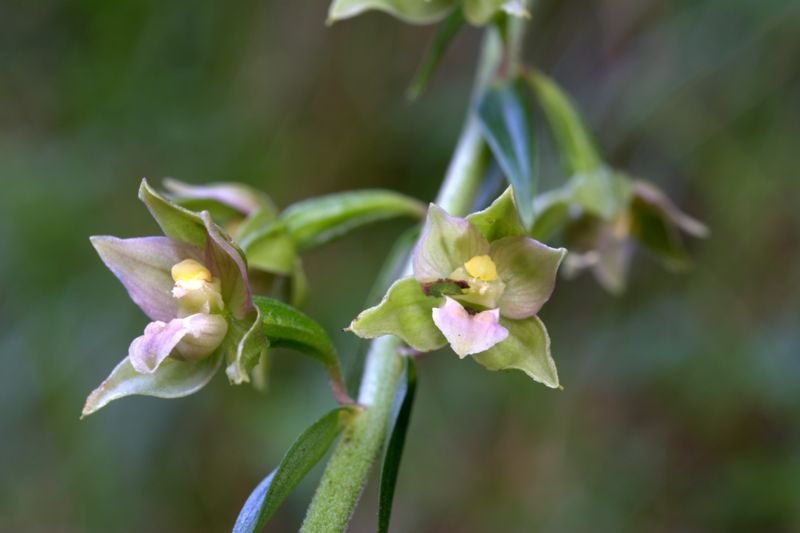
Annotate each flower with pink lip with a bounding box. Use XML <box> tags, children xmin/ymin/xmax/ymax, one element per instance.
<box><xmin>82</xmin><ymin>180</ymin><xmax>266</xmax><ymax>417</ymax></box>
<box><xmin>349</xmin><ymin>188</ymin><xmax>565</xmax><ymax>388</ymax></box>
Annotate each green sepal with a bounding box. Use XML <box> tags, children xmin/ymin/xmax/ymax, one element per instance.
<box><xmin>526</xmin><ymin>70</ymin><xmax>602</xmax><ymax>175</ymax></box>
<box><xmin>139</xmin><ymin>179</ymin><xmax>207</xmax><ymax>247</ymax></box>
<box><xmin>233</xmin><ymin>406</ymin><xmax>357</xmax><ymax>533</ymax></box>
<box><xmin>466</xmin><ymin>186</ymin><xmax>526</xmax><ymax>242</ymax></box>
<box><xmin>348</xmin><ymin>277</ymin><xmax>446</xmax><ymax>353</ymax></box>
<box><xmin>476</xmin><ymin>79</ymin><xmax>538</xmax><ymax>229</ymax></box>
<box><xmin>81</xmin><ymin>351</ymin><xmax>224</xmax><ymax>418</ymax></box>
<box><xmin>407</xmin><ymin>9</ymin><xmax>465</xmax><ymax>101</ymax></box>
<box><xmin>281</xmin><ymin>189</ymin><xmax>425</xmax><ymax>252</ymax></box>
<box><xmin>473</xmin><ymin>315</ymin><xmax>559</xmax><ymax>388</ymax></box>
<box><xmin>569</xmin><ymin>167</ymin><xmax>633</xmax><ymax>220</ymax></box>
<box><xmin>224</xmin><ymin>306</ymin><xmax>269</xmax><ymax>385</ymax></box>
<box><xmin>328</xmin><ymin>0</ymin><xmax>456</xmax><ymax>25</ymax></box>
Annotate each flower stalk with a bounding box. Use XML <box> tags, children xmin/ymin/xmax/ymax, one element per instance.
<box><xmin>301</xmin><ymin>26</ymin><xmax>507</xmax><ymax>532</ymax></box>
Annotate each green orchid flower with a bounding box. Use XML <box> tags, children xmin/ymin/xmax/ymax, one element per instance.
<box><xmin>532</xmin><ymin>167</ymin><xmax>709</xmax><ymax>295</ymax></box>
<box><xmin>82</xmin><ymin>180</ymin><xmax>267</xmax><ymax>417</ymax></box>
<box><xmin>348</xmin><ymin>188</ymin><xmax>565</xmax><ymax>388</ymax></box>
<box><xmin>527</xmin><ymin>69</ymin><xmax>708</xmax><ymax>293</ymax></box>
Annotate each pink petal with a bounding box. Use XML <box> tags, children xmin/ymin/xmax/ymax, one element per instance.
<box><xmin>128</xmin><ymin>318</ymin><xmax>190</xmax><ymax>373</ymax></box>
<box><xmin>431</xmin><ymin>297</ymin><xmax>509</xmax><ymax>358</ymax></box>
<box><xmin>489</xmin><ymin>236</ymin><xmax>566</xmax><ymax>319</ymax></box>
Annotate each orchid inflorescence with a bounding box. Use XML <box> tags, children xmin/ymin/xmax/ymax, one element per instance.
<box><xmin>81</xmin><ymin>5</ymin><xmax>708</xmax><ymax>529</ymax></box>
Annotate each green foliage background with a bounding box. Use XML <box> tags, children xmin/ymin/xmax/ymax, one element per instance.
<box><xmin>1</xmin><ymin>0</ymin><xmax>799</xmax><ymax>530</ymax></box>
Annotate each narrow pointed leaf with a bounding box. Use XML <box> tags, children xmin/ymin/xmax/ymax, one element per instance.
<box><xmin>253</xmin><ymin>296</ymin><xmax>350</xmax><ymax>402</ymax></box>
<box><xmin>525</xmin><ymin>70</ymin><xmax>602</xmax><ymax>175</ymax></box>
<box><xmin>233</xmin><ymin>407</ymin><xmax>357</xmax><ymax>533</ymax></box>
<box><xmin>253</xmin><ymin>295</ymin><xmax>339</xmax><ymax>369</ymax></box>
<box><xmin>476</xmin><ymin>80</ymin><xmax>537</xmax><ymax>229</ymax></box>
<box><xmin>473</xmin><ymin>315</ymin><xmax>559</xmax><ymax>388</ymax></box>
<box><xmin>81</xmin><ymin>352</ymin><xmax>223</xmax><ymax>417</ymax></box>
<box><xmin>281</xmin><ymin>190</ymin><xmax>426</xmax><ymax>252</ymax></box>
<box><xmin>407</xmin><ymin>9</ymin><xmax>465</xmax><ymax>100</ymax></box>
<box><xmin>378</xmin><ymin>357</ymin><xmax>417</xmax><ymax>533</ymax></box>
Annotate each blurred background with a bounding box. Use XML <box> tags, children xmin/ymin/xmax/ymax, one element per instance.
<box><xmin>2</xmin><ymin>0</ymin><xmax>799</xmax><ymax>531</ymax></box>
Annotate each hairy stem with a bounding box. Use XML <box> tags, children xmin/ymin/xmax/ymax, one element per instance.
<box><xmin>300</xmin><ymin>27</ymin><xmax>505</xmax><ymax>533</ymax></box>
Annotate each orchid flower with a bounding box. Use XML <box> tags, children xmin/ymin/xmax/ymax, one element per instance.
<box><xmin>82</xmin><ymin>180</ymin><xmax>266</xmax><ymax>417</ymax></box>
<box><xmin>533</xmin><ymin>169</ymin><xmax>709</xmax><ymax>294</ymax></box>
<box><xmin>348</xmin><ymin>188</ymin><xmax>565</xmax><ymax>388</ymax></box>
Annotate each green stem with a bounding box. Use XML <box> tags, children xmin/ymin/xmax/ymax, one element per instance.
<box><xmin>300</xmin><ymin>28</ymin><xmax>505</xmax><ymax>533</ymax></box>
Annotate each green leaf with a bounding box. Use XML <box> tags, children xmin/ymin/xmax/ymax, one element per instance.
<box><xmin>378</xmin><ymin>357</ymin><xmax>417</xmax><ymax>533</ymax></box>
<box><xmin>349</xmin><ymin>277</ymin><xmax>446</xmax><ymax>352</ymax></box>
<box><xmin>138</xmin><ymin>179</ymin><xmax>207</xmax><ymax>247</ymax></box>
<box><xmin>328</xmin><ymin>0</ymin><xmax>456</xmax><ymax>25</ymax></box>
<box><xmin>253</xmin><ymin>295</ymin><xmax>339</xmax><ymax>370</ymax></box>
<box><xmin>281</xmin><ymin>190</ymin><xmax>425</xmax><ymax>252</ymax></box>
<box><xmin>466</xmin><ymin>186</ymin><xmax>526</xmax><ymax>242</ymax></box>
<box><xmin>476</xmin><ymin>80</ymin><xmax>537</xmax><ymax>230</ymax></box>
<box><xmin>233</xmin><ymin>407</ymin><xmax>357</xmax><ymax>533</ymax></box>
<box><xmin>473</xmin><ymin>315</ymin><xmax>559</xmax><ymax>388</ymax></box>
<box><xmin>236</xmin><ymin>206</ymin><xmax>280</xmax><ymax>241</ymax></box>
<box><xmin>238</xmin><ymin>220</ymin><xmax>297</xmax><ymax>275</ymax></box>
<box><xmin>407</xmin><ymin>9</ymin><xmax>465</xmax><ymax>100</ymax></box>
<box><xmin>81</xmin><ymin>352</ymin><xmax>223</xmax><ymax>418</ymax></box>
<box><xmin>525</xmin><ymin>70</ymin><xmax>602</xmax><ymax>175</ymax></box>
